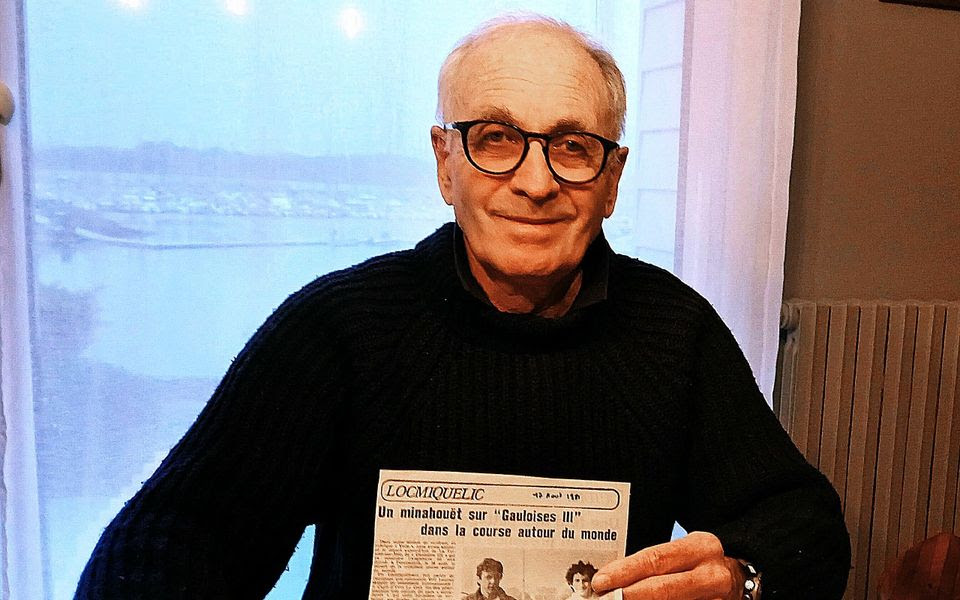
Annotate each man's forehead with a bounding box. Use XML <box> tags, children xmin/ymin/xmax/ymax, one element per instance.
<box><xmin>442</xmin><ymin>30</ymin><xmax>609</xmax><ymax>133</ymax></box>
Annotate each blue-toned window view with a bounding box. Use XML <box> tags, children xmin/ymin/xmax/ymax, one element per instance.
<box><xmin>25</xmin><ymin>1</ymin><xmax>683</xmax><ymax>597</ymax></box>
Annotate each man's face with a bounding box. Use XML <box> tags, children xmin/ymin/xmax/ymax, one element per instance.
<box><xmin>432</xmin><ymin>27</ymin><xmax>628</xmax><ymax>284</ymax></box>
<box><xmin>478</xmin><ymin>569</ymin><xmax>502</xmax><ymax>596</ymax></box>
<box><xmin>571</xmin><ymin>573</ymin><xmax>593</xmax><ymax>597</ymax></box>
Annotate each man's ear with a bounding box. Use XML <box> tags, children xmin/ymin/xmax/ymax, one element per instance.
<box><xmin>602</xmin><ymin>146</ymin><xmax>629</xmax><ymax>217</ymax></box>
<box><xmin>431</xmin><ymin>125</ymin><xmax>454</xmax><ymax>207</ymax></box>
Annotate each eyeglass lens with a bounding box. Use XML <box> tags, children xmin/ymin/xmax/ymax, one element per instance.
<box><xmin>465</xmin><ymin>122</ymin><xmax>606</xmax><ymax>183</ymax></box>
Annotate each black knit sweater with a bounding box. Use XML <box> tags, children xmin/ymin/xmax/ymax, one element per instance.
<box><xmin>75</xmin><ymin>223</ymin><xmax>850</xmax><ymax>599</ymax></box>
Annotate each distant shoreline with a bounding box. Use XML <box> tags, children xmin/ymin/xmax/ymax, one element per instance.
<box><xmin>72</xmin><ymin>227</ymin><xmax>409</xmax><ymax>250</ymax></box>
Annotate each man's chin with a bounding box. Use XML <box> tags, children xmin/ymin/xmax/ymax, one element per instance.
<box><xmin>489</xmin><ymin>255</ymin><xmax>580</xmax><ymax>282</ymax></box>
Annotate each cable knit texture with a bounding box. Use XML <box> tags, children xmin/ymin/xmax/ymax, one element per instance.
<box><xmin>75</xmin><ymin>223</ymin><xmax>850</xmax><ymax>599</ymax></box>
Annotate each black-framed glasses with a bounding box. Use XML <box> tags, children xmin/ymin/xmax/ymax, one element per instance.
<box><xmin>444</xmin><ymin>120</ymin><xmax>620</xmax><ymax>184</ymax></box>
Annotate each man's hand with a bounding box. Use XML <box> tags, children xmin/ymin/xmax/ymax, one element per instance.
<box><xmin>591</xmin><ymin>531</ymin><xmax>746</xmax><ymax>600</ymax></box>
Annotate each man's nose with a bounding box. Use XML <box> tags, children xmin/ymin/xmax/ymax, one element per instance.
<box><xmin>508</xmin><ymin>140</ymin><xmax>560</xmax><ymax>201</ymax></box>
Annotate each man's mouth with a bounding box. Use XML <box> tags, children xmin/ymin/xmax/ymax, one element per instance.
<box><xmin>495</xmin><ymin>214</ymin><xmax>567</xmax><ymax>225</ymax></box>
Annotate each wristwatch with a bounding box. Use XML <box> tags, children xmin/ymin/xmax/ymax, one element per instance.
<box><xmin>739</xmin><ymin>561</ymin><xmax>761</xmax><ymax>599</ymax></box>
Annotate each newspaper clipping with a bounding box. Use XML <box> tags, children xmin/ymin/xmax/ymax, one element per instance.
<box><xmin>368</xmin><ymin>469</ymin><xmax>630</xmax><ymax>600</ymax></box>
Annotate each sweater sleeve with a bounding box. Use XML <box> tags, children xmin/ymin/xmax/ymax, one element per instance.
<box><xmin>74</xmin><ymin>287</ymin><xmax>348</xmax><ymax>599</ymax></box>
<box><xmin>676</xmin><ymin>303</ymin><xmax>851</xmax><ymax>599</ymax></box>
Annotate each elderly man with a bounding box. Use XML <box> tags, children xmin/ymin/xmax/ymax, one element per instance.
<box><xmin>75</xmin><ymin>15</ymin><xmax>849</xmax><ymax>600</ymax></box>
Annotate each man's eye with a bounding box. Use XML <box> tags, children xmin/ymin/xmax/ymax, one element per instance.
<box><xmin>561</xmin><ymin>139</ymin><xmax>587</xmax><ymax>154</ymax></box>
<box><xmin>480</xmin><ymin>129</ymin><xmax>521</xmax><ymax>145</ymax></box>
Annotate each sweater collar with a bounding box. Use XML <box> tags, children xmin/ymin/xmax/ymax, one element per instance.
<box><xmin>451</xmin><ymin>222</ymin><xmax>609</xmax><ymax>314</ymax></box>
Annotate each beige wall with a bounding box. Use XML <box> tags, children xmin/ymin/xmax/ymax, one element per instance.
<box><xmin>784</xmin><ymin>0</ymin><xmax>960</xmax><ymax>301</ymax></box>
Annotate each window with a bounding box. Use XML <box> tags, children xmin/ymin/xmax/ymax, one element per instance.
<box><xmin>3</xmin><ymin>1</ymin><xmax>685</xmax><ymax>597</ymax></box>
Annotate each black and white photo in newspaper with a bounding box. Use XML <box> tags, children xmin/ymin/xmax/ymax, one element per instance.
<box><xmin>368</xmin><ymin>470</ymin><xmax>629</xmax><ymax>600</ymax></box>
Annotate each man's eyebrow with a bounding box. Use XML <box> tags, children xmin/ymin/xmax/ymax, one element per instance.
<box><xmin>547</xmin><ymin>118</ymin><xmax>590</xmax><ymax>134</ymax></box>
<box><xmin>472</xmin><ymin>109</ymin><xmax>592</xmax><ymax>134</ymax></box>
<box><xmin>475</xmin><ymin>106</ymin><xmax>517</xmax><ymax>123</ymax></box>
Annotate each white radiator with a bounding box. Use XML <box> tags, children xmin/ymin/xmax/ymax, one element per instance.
<box><xmin>776</xmin><ymin>300</ymin><xmax>960</xmax><ymax>600</ymax></box>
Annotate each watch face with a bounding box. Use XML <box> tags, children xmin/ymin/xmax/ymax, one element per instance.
<box><xmin>740</xmin><ymin>562</ymin><xmax>759</xmax><ymax>598</ymax></box>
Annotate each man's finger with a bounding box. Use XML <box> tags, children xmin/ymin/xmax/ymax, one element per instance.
<box><xmin>618</xmin><ymin>562</ymin><xmax>732</xmax><ymax>600</ymax></box>
<box><xmin>592</xmin><ymin>531</ymin><xmax>724</xmax><ymax>593</ymax></box>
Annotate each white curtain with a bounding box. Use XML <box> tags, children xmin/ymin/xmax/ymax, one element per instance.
<box><xmin>677</xmin><ymin>0</ymin><xmax>802</xmax><ymax>401</ymax></box>
<box><xmin>0</xmin><ymin>1</ymin><xmax>44</xmax><ymax>598</ymax></box>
